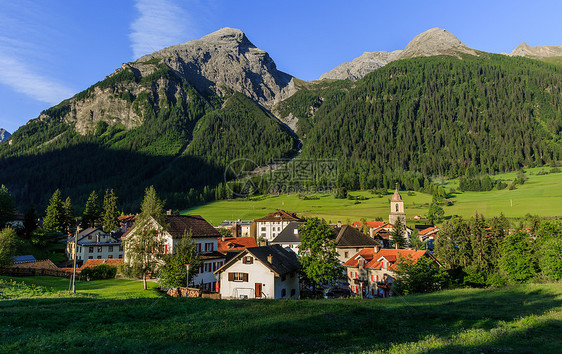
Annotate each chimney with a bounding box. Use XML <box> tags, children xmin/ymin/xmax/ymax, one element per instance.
<box><xmin>374</xmin><ymin>245</ymin><xmax>380</xmax><ymax>254</ymax></box>
<box><xmin>337</xmin><ymin>221</ymin><xmax>342</xmax><ymax>228</ymax></box>
<box><xmin>221</xmin><ymin>236</ymin><xmax>225</xmax><ymax>242</ymax></box>
<box><xmin>395</xmin><ymin>243</ymin><xmax>399</xmax><ymax>250</ymax></box>
<box><xmin>166</xmin><ymin>209</ymin><xmax>172</xmax><ymax>215</ymax></box>
<box><xmin>267</xmin><ymin>254</ymin><xmax>273</xmax><ymax>263</ymax></box>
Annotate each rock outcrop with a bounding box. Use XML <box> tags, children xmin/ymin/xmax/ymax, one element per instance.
<box><xmin>0</xmin><ymin>128</ymin><xmax>10</xmax><ymax>143</ymax></box>
<box><xmin>320</xmin><ymin>28</ymin><xmax>478</xmax><ymax>80</ymax></box>
<box><xmin>509</xmin><ymin>42</ymin><xmax>562</xmax><ymax>58</ymax></box>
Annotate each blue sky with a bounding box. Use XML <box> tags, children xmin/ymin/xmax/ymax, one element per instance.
<box><xmin>1</xmin><ymin>0</ymin><xmax>560</xmax><ymax>133</ymax></box>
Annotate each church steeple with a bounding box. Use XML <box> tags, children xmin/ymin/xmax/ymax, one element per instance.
<box><xmin>389</xmin><ymin>184</ymin><xmax>406</xmax><ymax>226</ymax></box>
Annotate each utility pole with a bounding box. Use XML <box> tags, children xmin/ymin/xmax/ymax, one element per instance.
<box><xmin>69</xmin><ymin>226</ymin><xmax>79</xmax><ymax>294</ymax></box>
<box><xmin>185</xmin><ymin>264</ymin><xmax>190</xmax><ymax>288</ymax></box>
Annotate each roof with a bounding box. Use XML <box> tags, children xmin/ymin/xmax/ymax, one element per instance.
<box><xmin>9</xmin><ymin>259</ymin><xmax>58</xmax><ymax>270</ymax></box>
<box><xmin>80</xmin><ymin>258</ymin><xmax>124</xmax><ymax>270</ymax></box>
<box><xmin>351</xmin><ymin>221</ymin><xmax>387</xmax><ymax>229</ymax></box>
<box><xmin>391</xmin><ymin>188</ymin><xmax>403</xmax><ymax>202</ymax></box>
<box><xmin>216</xmin><ymin>245</ymin><xmax>299</xmax><ymax>277</ymax></box>
<box><xmin>419</xmin><ymin>226</ymin><xmax>439</xmax><ymax>236</ymax></box>
<box><xmin>254</xmin><ymin>210</ymin><xmax>302</xmax><ymax>223</ymax></box>
<box><xmin>166</xmin><ymin>215</ymin><xmax>221</xmax><ymax>239</ymax></box>
<box><xmin>77</xmin><ymin>227</ymin><xmax>102</xmax><ymax>239</ymax></box>
<box><xmin>344</xmin><ymin>248</ymin><xmax>430</xmax><ymax>270</ymax></box>
<box><xmin>77</xmin><ymin>241</ymin><xmax>122</xmax><ymax>246</ymax></box>
<box><xmin>218</xmin><ymin>237</ymin><xmax>258</xmax><ymax>252</ymax></box>
<box><xmin>218</xmin><ymin>220</ymin><xmax>254</xmax><ymax>227</ymax></box>
<box><xmin>270</xmin><ymin>222</ymin><xmax>304</xmax><ymax>244</ymax></box>
<box><xmin>200</xmin><ymin>251</ymin><xmax>227</xmax><ymax>261</ymax></box>
<box><xmin>13</xmin><ymin>255</ymin><xmax>37</xmax><ymax>264</ymax></box>
<box><xmin>334</xmin><ymin>225</ymin><xmax>380</xmax><ymax>248</ymax></box>
<box><xmin>118</xmin><ymin>215</ymin><xmax>136</xmax><ymax>223</ymax></box>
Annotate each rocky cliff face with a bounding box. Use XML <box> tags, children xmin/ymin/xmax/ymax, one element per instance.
<box><xmin>509</xmin><ymin>42</ymin><xmax>562</xmax><ymax>58</ymax></box>
<box><xmin>320</xmin><ymin>28</ymin><xmax>478</xmax><ymax>80</ymax></box>
<box><xmin>137</xmin><ymin>27</ymin><xmax>294</xmax><ymax>107</ymax></box>
<box><xmin>0</xmin><ymin>128</ymin><xmax>10</xmax><ymax>143</ymax></box>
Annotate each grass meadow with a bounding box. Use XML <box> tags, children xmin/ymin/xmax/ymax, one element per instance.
<box><xmin>183</xmin><ymin>168</ymin><xmax>562</xmax><ymax>225</ymax></box>
<box><xmin>1</xmin><ymin>276</ymin><xmax>561</xmax><ymax>352</ymax></box>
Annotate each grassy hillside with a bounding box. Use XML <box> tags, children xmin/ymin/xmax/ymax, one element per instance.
<box><xmin>1</xmin><ymin>276</ymin><xmax>561</xmax><ymax>352</ymax></box>
<box><xmin>184</xmin><ymin>167</ymin><xmax>562</xmax><ymax>225</ymax></box>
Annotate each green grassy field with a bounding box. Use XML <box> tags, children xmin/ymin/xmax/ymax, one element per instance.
<box><xmin>1</xmin><ymin>276</ymin><xmax>561</xmax><ymax>352</ymax></box>
<box><xmin>183</xmin><ymin>168</ymin><xmax>562</xmax><ymax>225</ymax></box>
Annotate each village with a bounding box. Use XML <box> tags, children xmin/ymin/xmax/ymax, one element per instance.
<box><xmin>3</xmin><ymin>187</ymin><xmax>444</xmax><ymax>300</ymax></box>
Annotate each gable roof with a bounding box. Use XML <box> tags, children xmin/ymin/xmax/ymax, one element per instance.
<box><xmin>13</xmin><ymin>255</ymin><xmax>37</xmax><ymax>264</ymax></box>
<box><xmin>254</xmin><ymin>210</ymin><xmax>302</xmax><ymax>223</ymax></box>
<box><xmin>391</xmin><ymin>188</ymin><xmax>403</xmax><ymax>202</ymax></box>
<box><xmin>216</xmin><ymin>244</ymin><xmax>299</xmax><ymax>277</ymax></box>
<box><xmin>80</xmin><ymin>258</ymin><xmax>124</xmax><ymax>270</ymax></box>
<box><xmin>334</xmin><ymin>225</ymin><xmax>381</xmax><ymax>248</ymax></box>
<box><xmin>166</xmin><ymin>215</ymin><xmax>221</xmax><ymax>238</ymax></box>
<box><xmin>218</xmin><ymin>220</ymin><xmax>254</xmax><ymax>227</ymax></box>
<box><xmin>270</xmin><ymin>222</ymin><xmax>304</xmax><ymax>244</ymax></box>
<box><xmin>419</xmin><ymin>226</ymin><xmax>439</xmax><ymax>236</ymax></box>
<box><xmin>218</xmin><ymin>237</ymin><xmax>258</xmax><ymax>252</ymax></box>
<box><xmin>351</xmin><ymin>221</ymin><xmax>386</xmax><ymax>229</ymax></box>
<box><xmin>344</xmin><ymin>248</ymin><xmax>433</xmax><ymax>270</ymax></box>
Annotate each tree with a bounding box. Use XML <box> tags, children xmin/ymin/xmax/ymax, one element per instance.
<box><xmin>43</xmin><ymin>189</ymin><xmax>65</xmax><ymax>233</ymax></box>
<box><xmin>409</xmin><ymin>230</ymin><xmax>425</xmax><ymax>250</ymax></box>
<box><xmin>62</xmin><ymin>197</ymin><xmax>75</xmax><ymax>235</ymax></box>
<box><xmin>123</xmin><ymin>186</ymin><xmax>167</xmax><ymax>290</ymax></box>
<box><xmin>393</xmin><ymin>256</ymin><xmax>444</xmax><ymax>295</ymax></box>
<box><xmin>0</xmin><ymin>227</ymin><xmax>17</xmax><ymax>268</ymax></box>
<box><xmin>538</xmin><ymin>238</ymin><xmax>562</xmax><ymax>281</ymax></box>
<box><xmin>82</xmin><ymin>190</ymin><xmax>100</xmax><ymax>229</ymax></box>
<box><xmin>22</xmin><ymin>204</ymin><xmax>38</xmax><ymax>239</ymax></box>
<box><xmin>427</xmin><ymin>202</ymin><xmax>444</xmax><ymax>224</ymax></box>
<box><xmin>102</xmin><ymin>189</ymin><xmax>120</xmax><ymax>232</ymax></box>
<box><xmin>391</xmin><ymin>217</ymin><xmax>407</xmax><ymax>249</ymax></box>
<box><xmin>159</xmin><ymin>231</ymin><xmax>202</xmax><ymax>288</ymax></box>
<box><xmin>499</xmin><ymin>231</ymin><xmax>536</xmax><ymax>283</ymax></box>
<box><xmin>298</xmin><ymin>218</ymin><xmax>344</xmax><ymax>291</ymax></box>
<box><xmin>0</xmin><ymin>185</ymin><xmax>16</xmax><ymax>228</ymax></box>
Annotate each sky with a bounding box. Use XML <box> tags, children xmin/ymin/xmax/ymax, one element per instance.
<box><xmin>0</xmin><ymin>0</ymin><xmax>560</xmax><ymax>133</ymax></box>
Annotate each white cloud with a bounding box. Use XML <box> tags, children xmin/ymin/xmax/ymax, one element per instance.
<box><xmin>130</xmin><ymin>0</ymin><xmax>199</xmax><ymax>60</ymax></box>
<box><xmin>0</xmin><ymin>55</ymin><xmax>74</xmax><ymax>105</ymax></box>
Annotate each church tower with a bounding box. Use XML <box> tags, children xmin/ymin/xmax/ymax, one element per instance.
<box><xmin>389</xmin><ymin>186</ymin><xmax>406</xmax><ymax>226</ymax></box>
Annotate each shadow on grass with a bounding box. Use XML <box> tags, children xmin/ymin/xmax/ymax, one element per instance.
<box><xmin>0</xmin><ymin>284</ymin><xmax>561</xmax><ymax>352</ymax></box>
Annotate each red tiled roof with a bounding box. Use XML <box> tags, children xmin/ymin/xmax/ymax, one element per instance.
<box><xmin>344</xmin><ymin>248</ymin><xmax>428</xmax><ymax>270</ymax></box>
<box><xmin>351</xmin><ymin>221</ymin><xmax>386</xmax><ymax>229</ymax></box>
<box><xmin>80</xmin><ymin>258</ymin><xmax>123</xmax><ymax>270</ymax></box>
<box><xmin>122</xmin><ymin>215</ymin><xmax>220</xmax><ymax>239</ymax></box>
<box><xmin>118</xmin><ymin>215</ymin><xmax>136</xmax><ymax>222</ymax></box>
<box><xmin>419</xmin><ymin>226</ymin><xmax>438</xmax><ymax>236</ymax></box>
<box><xmin>218</xmin><ymin>237</ymin><xmax>258</xmax><ymax>252</ymax></box>
<box><xmin>254</xmin><ymin>210</ymin><xmax>302</xmax><ymax>222</ymax></box>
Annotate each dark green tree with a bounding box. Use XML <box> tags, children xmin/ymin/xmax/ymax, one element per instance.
<box><xmin>102</xmin><ymin>189</ymin><xmax>120</xmax><ymax>232</ymax></box>
<box><xmin>499</xmin><ymin>231</ymin><xmax>535</xmax><ymax>283</ymax></box>
<box><xmin>393</xmin><ymin>256</ymin><xmax>445</xmax><ymax>295</ymax></box>
<box><xmin>0</xmin><ymin>185</ymin><xmax>16</xmax><ymax>228</ymax></box>
<box><xmin>43</xmin><ymin>189</ymin><xmax>65</xmax><ymax>233</ymax></box>
<box><xmin>427</xmin><ymin>202</ymin><xmax>444</xmax><ymax>224</ymax></box>
<box><xmin>0</xmin><ymin>227</ymin><xmax>17</xmax><ymax>267</ymax></box>
<box><xmin>62</xmin><ymin>197</ymin><xmax>75</xmax><ymax>235</ymax></box>
<box><xmin>81</xmin><ymin>190</ymin><xmax>100</xmax><ymax>229</ymax></box>
<box><xmin>22</xmin><ymin>204</ymin><xmax>38</xmax><ymax>239</ymax></box>
<box><xmin>409</xmin><ymin>229</ymin><xmax>425</xmax><ymax>250</ymax></box>
<box><xmin>391</xmin><ymin>217</ymin><xmax>407</xmax><ymax>249</ymax></box>
<box><xmin>298</xmin><ymin>217</ymin><xmax>344</xmax><ymax>290</ymax></box>
<box><xmin>538</xmin><ymin>238</ymin><xmax>562</xmax><ymax>281</ymax></box>
<box><xmin>159</xmin><ymin>231</ymin><xmax>202</xmax><ymax>288</ymax></box>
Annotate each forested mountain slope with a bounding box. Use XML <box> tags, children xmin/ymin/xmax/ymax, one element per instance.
<box><xmin>278</xmin><ymin>55</ymin><xmax>562</xmax><ymax>190</ymax></box>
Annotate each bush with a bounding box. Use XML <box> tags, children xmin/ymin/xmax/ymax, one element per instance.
<box><xmin>550</xmin><ymin>167</ymin><xmax>561</xmax><ymax>173</ymax></box>
<box><xmin>81</xmin><ymin>264</ymin><xmax>117</xmax><ymax>281</ymax></box>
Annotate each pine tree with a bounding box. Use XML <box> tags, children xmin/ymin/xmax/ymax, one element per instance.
<box><xmin>159</xmin><ymin>230</ymin><xmax>202</xmax><ymax>288</ymax></box>
<box><xmin>82</xmin><ymin>190</ymin><xmax>100</xmax><ymax>229</ymax></box>
<box><xmin>391</xmin><ymin>217</ymin><xmax>407</xmax><ymax>249</ymax></box>
<box><xmin>0</xmin><ymin>185</ymin><xmax>16</xmax><ymax>228</ymax></box>
<box><xmin>0</xmin><ymin>227</ymin><xmax>17</xmax><ymax>268</ymax></box>
<box><xmin>63</xmin><ymin>197</ymin><xmax>75</xmax><ymax>235</ymax></box>
<box><xmin>22</xmin><ymin>204</ymin><xmax>38</xmax><ymax>239</ymax></box>
<box><xmin>102</xmin><ymin>189</ymin><xmax>120</xmax><ymax>232</ymax></box>
<box><xmin>43</xmin><ymin>189</ymin><xmax>65</xmax><ymax>233</ymax></box>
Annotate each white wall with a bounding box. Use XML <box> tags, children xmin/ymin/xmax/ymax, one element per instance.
<box><xmin>257</xmin><ymin>221</ymin><xmax>292</xmax><ymax>242</ymax></box>
<box><xmin>219</xmin><ymin>258</ymin><xmax>275</xmax><ymax>299</ymax></box>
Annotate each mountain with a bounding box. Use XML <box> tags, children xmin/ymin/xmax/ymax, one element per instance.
<box><xmin>0</xmin><ymin>129</ymin><xmax>10</xmax><ymax>143</ymax></box>
<box><xmin>0</xmin><ymin>28</ymin><xmax>297</xmax><ymax>211</ymax></box>
<box><xmin>509</xmin><ymin>42</ymin><xmax>562</xmax><ymax>58</ymax></box>
<box><xmin>320</xmin><ymin>28</ymin><xmax>478</xmax><ymax>80</ymax></box>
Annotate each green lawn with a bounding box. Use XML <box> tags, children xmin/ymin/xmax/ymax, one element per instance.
<box><xmin>1</xmin><ymin>276</ymin><xmax>561</xmax><ymax>352</ymax></box>
<box><xmin>183</xmin><ymin>168</ymin><xmax>562</xmax><ymax>225</ymax></box>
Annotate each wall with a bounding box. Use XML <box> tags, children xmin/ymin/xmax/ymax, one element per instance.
<box><xmin>219</xmin><ymin>257</ymin><xmax>275</xmax><ymax>299</ymax></box>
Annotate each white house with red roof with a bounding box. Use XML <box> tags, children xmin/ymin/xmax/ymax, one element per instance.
<box><xmin>254</xmin><ymin>210</ymin><xmax>303</xmax><ymax>242</ymax></box>
<box><xmin>344</xmin><ymin>248</ymin><xmax>441</xmax><ymax>298</ymax></box>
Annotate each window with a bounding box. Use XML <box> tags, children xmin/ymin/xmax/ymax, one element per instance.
<box><xmin>88</xmin><ymin>256</ymin><xmax>93</xmax><ymax>259</ymax></box>
<box><xmin>281</xmin><ymin>275</ymin><xmax>286</xmax><ymax>281</ymax></box>
<box><xmin>118</xmin><ymin>255</ymin><xmax>123</xmax><ymax>259</ymax></box>
<box><xmin>89</xmin><ymin>247</ymin><xmax>94</xmax><ymax>253</ymax></box>
<box><xmin>261</xmin><ymin>227</ymin><xmax>266</xmax><ymax>232</ymax></box>
<box><xmin>281</xmin><ymin>289</ymin><xmax>286</xmax><ymax>297</ymax></box>
<box><xmin>119</xmin><ymin>246</ymin><xmax>123</xmax><ymax>252</ymax></box>
<box><xmin>109</xmin><ymin>246</ymin><xmax>113</xmax><ymax>252</ymax></box>
<box><xmin>290</xmin><ymin>289</ymin><xmax>296</xmax><ymax>297</ymax></box>
<box><xmin>97</xmin><ymin>256</ymin><xmax>101</xmax><ymax>259</ymax></box>
<box><xmin>243</xmin><ymin>256</ymin><xmax>253</xmax><ymax>264</ymax></box>
<box><xmin>88</xmin><ymin>236</ymin><xmax>92</xmax><ymax>240</ymax></box>
<box><xmin>229</xmin><ymin>272</ymin><xmax>248</xmax><ymax>282</ymax></box>
<box><xmin>371</xmin><ymin>274</ymin><xmax>374</xmax><ymax>281</ymax></box>
<box><xmin>197</xmin><ymin>243</ymin><xmax>202</xmax><ymax>253</ymax></box>
<box><xmin>344</xmin><ymin>252</ymin><xmax>349</xmax><ymax>258</ymax></box>
<box><xmin>376</xmin><ymin>275</ymin><xmax>379</xmax><ymax>282</ymax></box>
<box><xmin>108</xmin><ymin>255</ymin><xmax>113</xmax><ymax>259</ymax></box>
<box><xmin>97</xmin><ymin>246</ymin><xmax>102</xmax><ymax>253</ymax></box>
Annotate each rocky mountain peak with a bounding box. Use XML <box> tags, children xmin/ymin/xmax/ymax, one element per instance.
<box><xmin>510</xmin><ymin>42</ymin><xmax>562</xmax><ymax>58</ymax></box>
<box><xmin>0</xmin><ymin>128</ymin><xmax>10</xmax><ymax>143</ymax></box>
<box><xmin>400</xmin><ymin>27</ymin><xmax>478</xmax><ymax>58</ymax></box>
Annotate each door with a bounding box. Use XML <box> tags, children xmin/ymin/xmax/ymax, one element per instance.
<box><xmin>255</xmin><ymin>283</ymin><xmax>262</xmax><ymax>298</ymax></box>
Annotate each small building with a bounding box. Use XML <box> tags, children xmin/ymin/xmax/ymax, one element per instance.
<box><xmin>270</xmin><ymin>221</ymin><xmax>304</xmax><ymax>253</ymax></box>
<box><xmin>218</xmin><ymin>237</ymin><xmax>258</xmax><ymax>254</ymax></box>
<box><xmin>12</xmin><ymin>255</ymin><xmax>37</xmax><ymax>264</ymax></box>
<box><xmin>344</xmin><ymin>248</ymin><xmax>441</xmax><ymax>298</ymax></box>
<box><xmin>332</xmin><ymin>225</ymin><xmax>381</xmax><ymax>263</ymax></box>
<box><xmin>217</xmin><ymin>219</ymin><xmax>255</xmax><ymax>238</ymax></box>
<box><xmin>254</xmin><ymin>210</ymin><xmax>303</xmax><ymax>242</ymax></box>
<box><xmin>66</xmin><ymin>228</ymin><xmax>123</xmax><ymax>261</ymax></box>
<box><xmin>418</xmin><ymin>226</ymin><xmax>439</xmax><ymax>251</ymax></box>
<box><xmin>215</xmin><ymin>245</ymin><xmax>300</xmax><ymax>299</ymax></box>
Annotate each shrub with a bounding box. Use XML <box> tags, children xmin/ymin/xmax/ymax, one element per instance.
<box><xmin>81</xmin><ymin>264</ymin><xmax>117</xmax><ymax>281</ymax></box>
<box><xmin>550</xmin><ymin>167</ymin><xmax>561</xmax><ymax>173</ymax></box>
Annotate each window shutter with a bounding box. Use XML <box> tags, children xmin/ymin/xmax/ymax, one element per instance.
<box><xmin>228</xmin><ymin>272</ymin><xmax>234</xmax><ymax>281</ymax></box>
<box><xmin>243</xmin><ymin>273</ymin><xmax>248</xmax><ymax>282</ymax></box>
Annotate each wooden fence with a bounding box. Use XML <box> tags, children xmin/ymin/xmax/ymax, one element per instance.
<box><xmin>0</xmin><ymin>267</ymin><xmax>76</xmax><ymax>278</ymax></box>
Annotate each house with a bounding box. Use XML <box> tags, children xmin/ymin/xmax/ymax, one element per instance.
<box><xmin>270</xmin><ymin>221</ymin><xmax>304</xmax><ymax>253</ymax></box>
<box><xmin>118</xmin><ymin>215</ymin><xmax>136</xmax><ymax>233</ymax></box>
<box><xmin>215</xmin><ymin>245</ymin><xmax>300</xmax><ymax>299</ymax></box>
<box><xmin>254</xmin><ymin>210</ymin><xmax>303</xmax><ymax>242</ymax></box>
<box><xmin>418</xmin><ymin>226</ymin><xmax>439</xmax><ymax>250</ymax></box>
<box><xmin>344</xmin><ymin>248</ymin><xmax>441</xmax><ymax>298</ymax></box>
<box><xmin>218</xmin><ymin>237</ymin><xmax>257</xmax><ymax>253</ymax></box>
<box><xmin>13</xmin><ymin>255</ymin><xmax>37</xmax><ymax>264</ymax></box>
<box><xmin>66</xmin><ymin>228</ymin><xmax>123</xmax><ymax>261</ymax></box>
<box><xmin>217</xmin><ymin>219</ymin><xmax>255</xmax><ymax>238</ymax></box>
<box><xmin>122</xmin><ymin>214</ymin><xmax>225</xmax><ymax>292</ymax></box>
<box><xmin>332</xmin><ymin>225</ymin><xmax>381</xmax><ymax>263</ymax></box>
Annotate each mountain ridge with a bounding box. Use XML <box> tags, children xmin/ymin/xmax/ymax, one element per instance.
<box><xmin>0</xmin><ymin>128</ymin><xmax>10</xmax><ymax>143</ymax></box>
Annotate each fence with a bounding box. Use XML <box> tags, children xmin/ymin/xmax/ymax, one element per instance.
<box><xmin>0</xmin><ymin>267</ymin><xmax>76</xmax><ymax>278</ymax></box>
